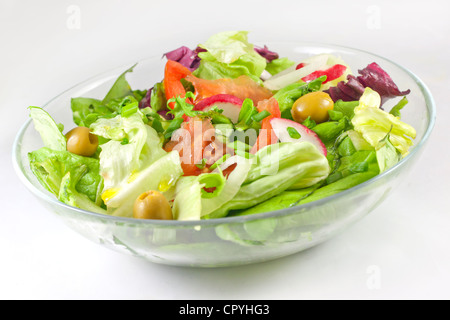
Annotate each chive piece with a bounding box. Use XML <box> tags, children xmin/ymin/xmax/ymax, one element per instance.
<box><xmin>287</xmin><ymin>127</ymin><xmax>301</xmax><ymax>139</ymax></box>
<box><xmin>121</xmin><ymin>102</ymin><xmax>139</xmax><ymax>117</ymax></box>
<box><xmin>195</xmin><ymin>158</ymin><xmax>208</xmax><ymax>170</ymax></box>
<box><xmin>251</xmin><ymin>110</ymin><xmax>271</xmax><ymax>123</ymax></box>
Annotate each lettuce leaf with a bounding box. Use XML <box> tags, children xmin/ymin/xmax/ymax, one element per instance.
<box><xmin>29</xmin><ymin>107</ymin><xmax>66</xmax><ymax>152</ymax></box>
<box><xmin>172</xmin><ymin>176</ymin><xmax>203</xmax><ymax>221</ymax></box>
<box><xmin>90</xmin><ymin>113</ymin><xmax>166</xmax><ymax>191</ymax></box>
<box><xmin>193</xmin><ymin>31</ymin><xmax>267</xmax><ymax>81</ymax></box>
<box><xmin>28</xmin><ymin>147</ymin><xmax>103</xmax><ymax>205</ymax></box>
<box><xmin>236</xmin><ymin>147</ymin><xmax>379</xmax><ymax>216</ymax></box>
<box><xmin>201</xmin><ymin>156</ymin><xmax>253</xmax><ymax>218</ymax></box>
<box><xmin>71</xmin><ymin>65</ymin><xmax>145</xmax><ymax>127</ymax></box>
<box><xmin>103</xmin><ymin>151</ymin><xmax>183</xmax><ymax>218</ymax></box>
<box><xmin>351</xmin><ymin>88</ymin><xmax>416</xmax><ymax>157</ymax></box>
<box><xmin>58</xmin><ymin>172</ymin><xmax>106</xmax><ymax>214</ymax></box>
<box><xmin>376</xmin><ymin>132</ymin><xmax>402</xmax><ymax>173</ymax></box>
<box><xmin>172</xmin><ymin>172</ymin><xmax>226</xmax><ymax>221</ymax></box>
<box><xmin>205</xmin><ymin>142</ymin><xmax>330</xmax><ymax>218</ymax></box>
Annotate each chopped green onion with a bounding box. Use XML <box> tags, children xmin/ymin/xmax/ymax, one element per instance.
<box><xmin>120</xmin><ymin>102</ymin><xmax>139</xmax><ymax>117</ymax></box>
<box><xmin>287</xmin><ymin>127</ymin><xmax>301</xmax><ymax>139</ymax></box>
<box><xmin>237</xmin><ymin>98</ymin><xmax>256</xmax><ymax>124</ymax></box>
<box><xmin>195</xmin><ymin>158</ymin><xmax>208</xmax><ymax>170</ymax></box>
<box><xmin>389</xmin><ymin>96</ymin><xmax>408</xmax><ymax>118</ymax></box>
<box><xmin>211</xmin><ymin>113</ymin><xmax>233</xmax><ymax>125</ymax></box>
<box><xmin>302</xmin><ymin>116</ymin><xmax>316</xmax><ymax>129</ymax></box>
<box><xmin>198</xmin><ymin>172</ymin><xmax>226</xmax><ymax>198</ymax></box>
<box><xmin>328</xmin><ymin>110</ymin><xmax>344</xmax><ymax>121</ymax></box>
<box><xmin>251</xmin><ymin>110</ymin><xmax>271</xmax><ymax>123</ymax></box>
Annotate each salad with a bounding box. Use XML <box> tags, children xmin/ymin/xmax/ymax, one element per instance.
<box><xmin>28</xmin><ymin>31</ymin><xmax>416</xmax><ymax>221</ymax></box>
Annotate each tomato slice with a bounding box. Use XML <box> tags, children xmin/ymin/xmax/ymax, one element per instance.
<box><xmin>185</xmin><ymin>74</ymin><xmax>273</xmax><ymax>105</ymax></box>
<box><xmin>250</xmin><ymin>97</ymin><xmax>281</xmax><ymax>154</ymax></box>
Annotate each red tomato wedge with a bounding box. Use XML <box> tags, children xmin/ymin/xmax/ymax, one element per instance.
<box><xmin>250</xmin><ymin>97</ymin><xmax>281</xmax><ymax>154</ymax></box>
<box><xmin>301</xmin><ymin>64</ymin><xmax>347</xmax><ymax>84</ymax></box>
<box><xmin>185</xmin><ymin>74</ymin><xmax>273</xmax><ymax>105</ymax></box>
<box><xmin>164</xmin><ymin>117</ymin><xmax>230</xmax><ymax>176</ymax></box>
<box><xmin>163</xmin><ymin>60</ymin><xmax>193</xmax><ymax>109</ymax></box>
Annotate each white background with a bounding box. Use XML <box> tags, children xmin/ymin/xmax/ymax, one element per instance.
<box><xmin>1</xmin><ymin>0</ymin><xmax>449</xmax><ymax>300</ymax></box>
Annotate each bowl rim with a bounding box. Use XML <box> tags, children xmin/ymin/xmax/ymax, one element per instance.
<box><xmin>12</xmin><ymin>41</ymin><xmax>436</xmax><ymax>226</ymax></box>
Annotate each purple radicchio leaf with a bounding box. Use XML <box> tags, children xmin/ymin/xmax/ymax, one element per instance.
<box><xmin>254</xmin><ymin>45</ymin><xmax>279</xmax><ymax>63</ymax></box>
<box><xmin>157</xmin><ymin>109</ymin><xmax>174</xmax><ymax>120</ymax></box>
<box><xmin>138</xmin><ymin>87</ymin><xmax>152</xmax><ymax>109</ymax></box>
<box><xmin>326</xmin><ymin>62</ymin><xmax>410</xmax><ymax>106</ymax></box>
<box><xmin>164</xmin><ymin>46</ymin><xmax>205</xmax><ymax>71</ymax></box>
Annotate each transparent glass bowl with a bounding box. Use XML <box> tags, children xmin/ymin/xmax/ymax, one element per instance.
<box><xmin>13</xmin><ymin>43</ymin><xmax>435</xmax><ymax>267</ymax></box>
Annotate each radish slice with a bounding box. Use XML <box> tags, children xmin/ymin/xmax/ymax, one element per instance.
<box><xmin>194</xmin><ymin>94</ymin><xmax>243</xmax><ymax>123</ymax></box>
<box><xmin>270</xmin><ymin>118</ymin><xmax>327</xmax><ymax>156</ymax></box>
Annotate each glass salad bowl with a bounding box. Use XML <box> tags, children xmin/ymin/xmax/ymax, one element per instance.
<box><xmin>13</xmin><ymin>42</ymin><xmax>435</xmax><ymax>267</ymax></box>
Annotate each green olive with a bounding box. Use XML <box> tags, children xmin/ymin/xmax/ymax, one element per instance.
<box><xmin>133</xmin><ymin>190</ymin><xmax>173</xmax><ymax>220</ymax></box>
<box><xmin>291</xmin><ymin>91</ymin><xmax>334</xmax><ymax>124</ymax></box>
<box><xmin>65</xmin><ymin>127</ymin><xmax>99</xmax><ymax>157</ymax></box>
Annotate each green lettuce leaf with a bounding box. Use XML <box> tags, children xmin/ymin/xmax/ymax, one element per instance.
<box><xmin>28</xmin><ymin>147</ymin><xmax>103</xmax><ymax>205</ymax></box>
<box><xmin>172</xmin><ymin>172</ymin><xmax>226</xmax><ymax>221</ymax></box>
<box><xmin>194</xmin><ymin>31</ymin><xmax>267</xmax><ymax>80</ymax></box>
<box><xmin>205</xmin><ymin>142</ymin><xmax>330</xmax><ymax>218</ymax></box>
<box><xmin>90</xmin><ymin>113</ymin><xmax>166</xmax><ymax>191</ymax></box>
<box><xmin>29</xmin><ymin>106</ymin><xmax>66</xmax><ymax>152</ymax></box>
<box><xmin>102</xmin><ymin>64</ymin><xmax>136</xmax><ymax>104</ymax></box>
<box><xmin>351</xmin><ymin>87</ymin><xmax>416</xmax><ymax>157</ymax></box>
<box><xmin>58</xmin><ymin>172</ymin><xmax>106</xmax><ymax>214</ymax></box>
<box><xmin>172</xmin><ymin>176</ymin><xmax>202</xmax><ymax>221</ymax></box>
<box><xmin>71</xmin><ymin>65</ymin><xmax>144</xmax><ymax>127</ymax></box>
<box><xmin>237</xmin><ymin>151</ymin><xmax>379</xmax><ymax>216</ymax></box>
<box><xmin>103</xmin><ymin>151</ymin><xmax>183</xmax><ymax>218</ymax></box>
<box><xmin>201</xmin><ymin>156</ymin><xmax>253</xmax><ymax>218</ymax></box>
<box><xmin>376</xmin><ymin>132</ymin><xmax>402</xmax><ymax>173</ymax></box>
